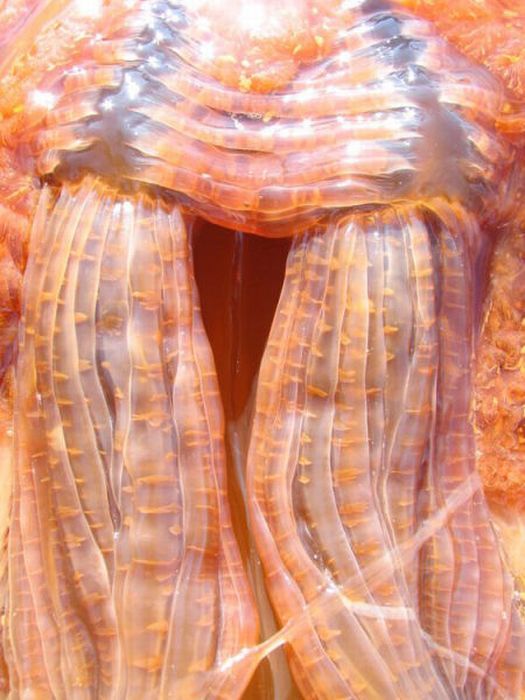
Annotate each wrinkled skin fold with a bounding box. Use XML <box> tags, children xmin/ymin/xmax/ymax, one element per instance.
<box><xmin>8</xmin><ymin>189</ymin><xmax>525</xmax><ymax>698</ymax></box>
<box><xmin>0</xmin><ymin>0</ymin><xmax>525</xmax><ymax>698</ymax></box>
<box><xmin>247</xmin><ymin>204</ymin><xmax>524</xmax><ymax>698</ymax></box>
<box><xmin>10</xmin><ymin>179</ymin><xmax>259</xmax><ymax>698</ymax></box>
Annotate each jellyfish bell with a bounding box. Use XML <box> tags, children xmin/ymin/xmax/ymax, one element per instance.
<box><xmin>0</xmin><ymin>0</ymin><xmax>524</xmax><ymax>698</ymax></box>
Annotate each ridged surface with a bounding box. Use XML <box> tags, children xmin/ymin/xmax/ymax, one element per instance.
<box><xmin>394</xmin><ymin>0</ymin><xmax>525</xmax><ymax>103</ymax></box>
<box><xmin>0</xmin><ymin>0</ymin><xmax>524</xmax><ymax>698</ymax></box>
<box><xmin>247</xmin><ymin>203</ymin><xmax>525</xmax><ymax>699</ymax></box>
<box><xmin>2</xmin><ymin>1</ymin><xmax>509</xmax><ymax>236</ymax></box>
<box><xmin>9</xmin><ymin>178</ymin><xmax>258</xmax><ymax>698</ymax></box>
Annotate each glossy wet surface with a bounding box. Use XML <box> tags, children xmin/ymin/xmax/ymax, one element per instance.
<box><xmin>0</xmin><ymin>0</ymin><xmax>524</xmax><ymax>698</ymax></box>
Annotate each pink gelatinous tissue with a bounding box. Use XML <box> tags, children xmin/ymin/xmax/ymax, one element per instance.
<box><xmin>0</xmin><ymin>0</ymin><xmax>524</xmax><ymax>698</ymax></box>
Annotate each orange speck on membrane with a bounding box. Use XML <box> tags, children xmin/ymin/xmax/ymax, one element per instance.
<box><xmin>0</xmin><ymin>0</ymin><xmax>525</xmax><ymax>698</ymax></box>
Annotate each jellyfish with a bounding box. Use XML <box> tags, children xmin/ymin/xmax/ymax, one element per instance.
<box><xmin>0</xmin><ymin>0</ymin><xmax>524</xmax><ymax>698</ymax></box>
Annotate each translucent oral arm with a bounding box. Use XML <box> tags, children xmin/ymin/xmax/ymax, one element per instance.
<box><xmin>9</xmin><ymin>178</ymin><xmax>259</xmax><ymax>698</ymax></box>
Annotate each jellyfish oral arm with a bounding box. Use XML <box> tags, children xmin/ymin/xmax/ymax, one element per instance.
<box><xmin>0</xmin><ymin>0</ymin><xmax>525</xmax><ymax>696</ymax></box>
<box><xmin>246</xmin><ymin>204</ymin><xmax>525</xmax><ymax>698</ymax></box>
<box><xmin>9</xmin><ymin>179</ymin><xmax>259</xmax><ymax>697</ymax></box>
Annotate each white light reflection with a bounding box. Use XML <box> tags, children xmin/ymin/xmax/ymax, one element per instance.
<box><xmin>405</xmin><ymin>66</ymin><xmax>418</xmax><ymax>84</ymax></box>
<box><xmin>29</xmin><ymin>90</ymin><xmax>58</xmax><ymax>110</ymax></box>
<box><xmin>297</xmin><ymin>87</ymin><xmax>316</xmax><ymax>103</ymax></box>
<box><xmin>263</xmin><ymin>123</ymin><xmax>277</xmax><ymax>136</ymax></box>
<box><xmin>195</xmin><ymin>16</ymin><xmax>211</xmax><ymax>33</ymax></box>
<box><xmin>346</xmin><ymin>141</ymin><xmax>364</xmax><ymax>158</ymax></box>
<box><xmin>142</xmin><ymin>10</ymin><xmax>157</xmax><ymax>30</ymax></box>
<box><xmin>300</xmin><ymin>118</ymin><xmax>313</xmax><ymax>132</ymax></box>
<box><xmin>232</xmin><ymin>117</ymin><xmax>245</xmax><ymax>131</ymax></box>
<box><xmin>403</xmin><ymin>107</ymin><xmax>419</xmax><ymax>122</ymax></box>
<box><xmin>74</xmin><ymin>0</ymin><xmax>102</xmax><ymax>17</ymax></box>
<box><xmin>153</xmin><ymin>29</ymin><xmax>168</xmax><ymax>45</ymax></box>
<box><xmin>238</xmin><ymin>3</ymin><xmax>268</xmax><ymax>32</ymax></box>
<box><xmin>200</xmin><ymin>42</ymin><xmax>215</xmax><ymax>61</ymax></box>
<box><xmin>147</xmin><ymin>54</ymin><xmax>161</xmax><ymax>69</ymax></box>
<box><xmin>124</xmin><ymin>74</ymin><xmax>141</xmax><ymax>100</ymax></box>
<box><xmin>101</xmin><ymin>97</ymin><xmax>115</xmax><ymax>112</ymax></box>
<box><xmin>67</xmin><ymin>66</ymin><xmax>86</xmax><ymax>76</ymax></box>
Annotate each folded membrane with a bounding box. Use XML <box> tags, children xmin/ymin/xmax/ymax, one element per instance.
<box><xmin>0</xmin><ymin>0</ymin><xmax>524</xmax><ymax>698</ymax></box>
<box><xmin>9</xmin><ymin>179</ymin><xmax>259</xmax><ymax>697</ymax></box>
<box><xmin>246</xmin><ymin>204</ymin><xmax>525</xmax><ymax>698</ymax></box>
<box><xmin>0</xmin><ymin>0</ymin><xmax>508</xmax><ymax>234</ymax></box>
